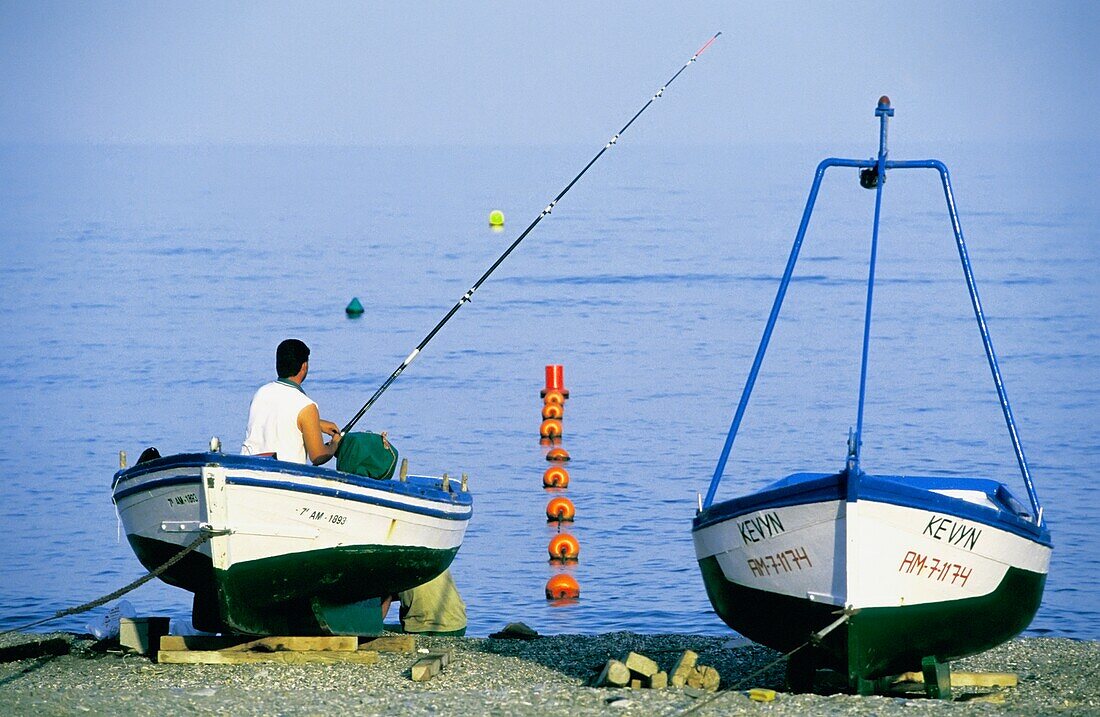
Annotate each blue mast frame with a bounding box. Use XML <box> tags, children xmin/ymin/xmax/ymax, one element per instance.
<box><xmin>702</xmin><ymin>97</ymin><xmax>1042</xmax><ymax>525</ymax></box>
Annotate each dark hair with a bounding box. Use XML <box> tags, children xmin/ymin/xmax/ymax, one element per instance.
<box><xmin>276</xmin><ymin>339</ymin><xmax>310</xmax><ymax>378</ymax></box>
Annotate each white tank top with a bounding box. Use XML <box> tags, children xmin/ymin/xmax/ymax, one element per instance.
<box><xmin>241</xmin><ymin>380</ymin><xmax>317</xmax><ymax>464</ymax></box>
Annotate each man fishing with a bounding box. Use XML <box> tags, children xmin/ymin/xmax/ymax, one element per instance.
<box><xmin>241</xmin><ymin>338</ymin><xmax>342</xmax><ymax>465</ymax></box>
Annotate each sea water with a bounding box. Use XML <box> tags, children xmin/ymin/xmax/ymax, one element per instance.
<box><xmin>0</xmin><ymin>141</ymin><xmax>1096</xmax><ymax>639</ymax></box>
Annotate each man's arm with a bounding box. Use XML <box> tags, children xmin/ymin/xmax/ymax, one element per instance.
<box><xmin>298</xmin><ymin>403</ymin><xmax>342</xmax><ymax>465</ymax></box>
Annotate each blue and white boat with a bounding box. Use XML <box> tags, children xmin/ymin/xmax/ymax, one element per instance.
<box><xmin>692</xmin><ymin>97</ymin><xmax>1051</xmax><ymax>693</ymax></box>
<box><xmin>112</xmin><ymin>449</ymin><xmax>472</xmax><ymax>635</ymax></box>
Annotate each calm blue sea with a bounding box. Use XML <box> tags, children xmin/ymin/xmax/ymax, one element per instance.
<box><xmin>0</xmin><ymin>140</ymin><xmax>1096</xmax><ymax>640</ymax></box>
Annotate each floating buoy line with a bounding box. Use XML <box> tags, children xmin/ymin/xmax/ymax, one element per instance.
<box><xmin>537</xmin><ymin>364</ymin><xmax>584</xmax><ymax>601</ymax></box>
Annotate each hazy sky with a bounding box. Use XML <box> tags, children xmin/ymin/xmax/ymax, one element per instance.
<box><xmin>1</xmin><ymin>1</ymin><xmax>1097</xmax><ymax>146</ymax></box>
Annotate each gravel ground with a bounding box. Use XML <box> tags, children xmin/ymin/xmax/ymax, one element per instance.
<box><xmin>1</xmin><ymin>631</ymin><xmax>1097</xmax><ymax>716</ymax></box>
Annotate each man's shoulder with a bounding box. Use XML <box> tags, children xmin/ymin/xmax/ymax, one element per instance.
<box><xmin>253</xmin><ymin>381</ymin><xmax>314</xmax><ymax>404</ymax></box>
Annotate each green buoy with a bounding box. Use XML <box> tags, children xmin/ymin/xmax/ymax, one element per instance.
<box><xmin>346</xmin><ymin>297</ymin><xmax>364</xmax><ymax>316</ymax></box>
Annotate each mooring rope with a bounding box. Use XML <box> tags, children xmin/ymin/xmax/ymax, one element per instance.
<box><xmin>0</xmin><ymin>528</ymin><xmax>229</xmax><ymax>637</ymax></box>
<box><xmin>674</xmin><ymin>609</ymin><xmax>856</xmax><ymax>716</ymax></box>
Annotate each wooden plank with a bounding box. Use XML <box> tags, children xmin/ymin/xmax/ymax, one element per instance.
<box><xmin>160</xmin><ymin>635</ymin><xmax>245</xmax><ymax>652</ymax></box>
<box><xmin>896</xmin><ymin>670</ymin><xmax>1018</xmax><ymax>688</ymax></box>
<box><xmin>410</xmin><ymin>650</ymin><xmax>454</xmax><ymax>682</ymax></box>
<box><xmin>358</xmin><ymin>635</ymin><xmax>416</xmax><ymax>653</ymax></box>
<box><xmin>157</xmin><ymin>649</ymin><xmax>379</xmax><ymax>665</ymax></box>
<box><xmin>159</xmin><ymin>635</ymin><xmax>357</xmax><ymax>653</ymax></box>
<box><xmin>222</xmin><ymin>636</ymin><xmax>357</xmax><ymax>653</ymax></box>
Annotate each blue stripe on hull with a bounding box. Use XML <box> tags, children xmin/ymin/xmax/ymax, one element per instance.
<box><xmin>112</xmin><ymin>452</ymin><xmax>472</xmax><ymax>511</ymax></box>
<box><xmin>694</xmin><ymin>471</ymin><xmax>1050</xmax><ymax>546</ymax></box>
<box><xmin>111</xmin><ymin>452</ymin><xmax>472</xmax><ymax>521</ymax></box>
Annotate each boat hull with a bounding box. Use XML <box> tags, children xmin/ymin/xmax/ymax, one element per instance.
<box><xmin>693</xmin><ymin>471</ymin><xmax>1050</xmax><ymax>683</ymax></box>
<box><xmin>113</xmin><ymin>452</ymin><xmax>472</xmax><ymax>635</ymax></box>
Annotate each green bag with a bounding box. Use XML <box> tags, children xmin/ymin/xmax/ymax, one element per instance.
<box><xmin>335</xmin><ymin>432</ymin><xmax>399</xmax><ymax>480</ymax></box>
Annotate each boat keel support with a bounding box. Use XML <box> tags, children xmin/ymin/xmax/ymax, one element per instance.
<box><xmin>921</xmin><ymin>656</ymin><xmax>953</xmax><ymax>700</ymax></box>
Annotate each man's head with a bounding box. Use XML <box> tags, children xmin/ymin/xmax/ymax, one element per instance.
<box><xmin>276</xmin><ymin>339</ymin><xmax>310</xmax><ymax>379</ymax></box>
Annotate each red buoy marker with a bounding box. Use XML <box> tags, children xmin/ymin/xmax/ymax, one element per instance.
<box><xmin>540</xmin><ymin>364</ymin><xmax>569</xmax><ymax>399</ymax></box>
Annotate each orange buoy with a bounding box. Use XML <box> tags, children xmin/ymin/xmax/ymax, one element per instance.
<box><xmin>543</xmin><ymin>465</ymin><xmax>570</xmax><ymax>488</ymax></box>
<box><xmin>538</xmin><ymin>436</ymin><xmax>561</xmax><ymax>447</ymax></box>
<box><xmin>540</xmin><ymin>364</ymin><xmax>570</xmax><ymax>399</ymax></box>
<box><xmin>543</xmin><ymin>390</ymin><xmax>565</xmax><ymax>406</ymax></box>
<box><xmin>545</xmin><ymin>447</ymin><xmax>571</xmax><ymax>462</ymax></box>
<box><xmin>541</xmin><ymin>402</ymin><xmax>563</xmax><ymax>420</ymax></box>
<box><xmin>539</xmin><ymin>418</ymin><xmax>563</xmax><ymax>439</ymax></box>
<box><xmin>545</xmin><ymin>496</ymin><xmax>576</xmax><ymax>522</ymax></box>
<box><xmin>545</xmin><ymin>573</ymin><xmax>580</xmax><ymax>600</ymax></box>
<box><xmin>548</xmin><ymin>532</ymin><xmax>580</xmax><ymax>561</ymax></box>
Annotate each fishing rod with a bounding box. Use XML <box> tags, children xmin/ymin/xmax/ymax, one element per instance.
<box><xmin>342</xmin><ymin>32</ymin><xmax>721</xmax><ymax>435</ymax></box>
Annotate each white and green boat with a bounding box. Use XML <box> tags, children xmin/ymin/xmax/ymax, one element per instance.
<box><xmin>112</xmin><ymin>449</ymin><xmax>471</xmax><ymax>635</ymax></box>
<box><xmin>693</xmin><ymin>98</ymin><xmax>1051</xmax><ymax>693</ymax></box>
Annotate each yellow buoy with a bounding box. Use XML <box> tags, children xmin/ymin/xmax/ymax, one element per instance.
<box><xmin>489</xmin><ymin>209</ymin><xmax>505</xmax><ymax>226</ymax></box>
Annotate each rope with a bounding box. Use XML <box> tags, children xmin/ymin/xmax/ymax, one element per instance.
<box><xmin>0</xmin><ymin>528</ymin><xmax>229</xmax><ymax>637</ymax></box>
<box><xmin>674</xmin><ymin>608</ymin><xmax>856</xmax><ymax>716</ymax></box>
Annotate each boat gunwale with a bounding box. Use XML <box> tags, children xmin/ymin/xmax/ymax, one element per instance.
<box><xmin>111</xmin><ymin>452</ymin><xmax>472</xmax><ymax>511</ymax></box>
<box><xmin>693</xmin><ymin>471</ymin><xmax>1050</xmax><ymax>547</ymax></box>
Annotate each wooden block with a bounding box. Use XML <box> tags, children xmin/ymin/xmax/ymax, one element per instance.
<box><xmin>410</xmin><ymin>650</ymin><xmax>454</xmax><ymax>682</ymax></box>
<box><xmin>0</xmin><ymin>636</ymin><xmax>70</xmax><ymax>663</ymax></box>
<box><xmin>120</xmin><ymin>617</ymin><xmax>170</xmax><ymax>656</ymax></box>
<box><xmin>358</xmin><ymin>635</ymin><xmax>416</xmax><ymax>653</ymax></box>
<box><xmin>157</xmin><ymin>649</ymin><xmax>379</xmax><ymax>665</ymax></box>
<box><xmin>595</xmin><ymin>659</ymin><xmax>631</xmax><ymax>687</ymax></box>
<box><xmin>623</xmin><ymin>651</ymin><xmax>659</xmax><ymax>678</ymax></box>
<box><xmin>670</xmin><ymin>650</ymin><xmax>699</xmax><ymax>687</ymax></box>
<box><xmin>747</xmin><ymin>688</ymin><xmax>776</xmax><ymax>702</ymax></box>
<box><xmin>701</xmin><ymin>665</ymin><xmax>720</xmax><ymax>691</ymax></box>
<box><xmin>685</xmin><ymin>667</ymin><xmax>704</xmax><ymax>689</ymax></box>
<box><xmin>649</xmin><ymin>671</ymin><xmax>668</xmax><ymax>689</ymax></box>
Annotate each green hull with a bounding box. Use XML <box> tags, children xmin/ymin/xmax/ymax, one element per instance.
<box><xmin>213</xmin><ymin>543</ymin><xmax>459</xmax><ymax>635</ymax></box>
<box><xmin>128</xmin><ymin>534</ymin><xmax>457</xmax><ymax>635</ymax></box>
<box><xmin>698</xmin><ymin>555</ymin><xmax>1046</xmax><ymax>682</ymax></box>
